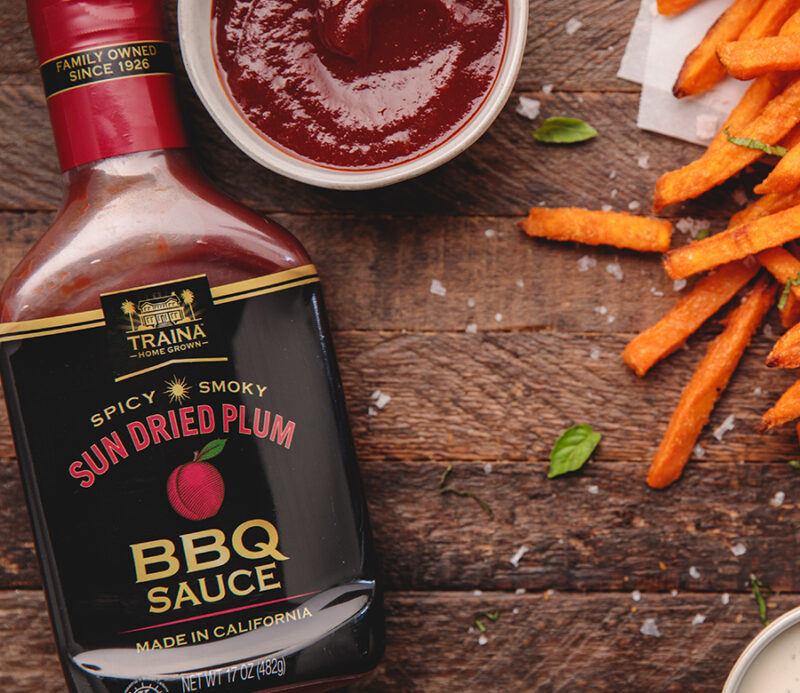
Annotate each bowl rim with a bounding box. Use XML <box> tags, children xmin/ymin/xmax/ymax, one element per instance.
<box><xmin>722</xmin><ymin>604</ymin><xmax>800</xmax><ymax>692</ymax></box>
<box><xmin>178</xmin><ymin>0</ymin><xmax>528</xmax><ymax>190</ymax></box>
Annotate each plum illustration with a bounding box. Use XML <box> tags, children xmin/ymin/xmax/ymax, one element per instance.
<box><xmin>167</xmin><ymin>439</ymin><xmax>226</xmax><ymax>520</ymax></box>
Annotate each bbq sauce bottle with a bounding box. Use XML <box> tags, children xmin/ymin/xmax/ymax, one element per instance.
<box><xmin>0</xmin><ymin>2</ymin><xmax>384</xmax><ymax>691</ymax></box>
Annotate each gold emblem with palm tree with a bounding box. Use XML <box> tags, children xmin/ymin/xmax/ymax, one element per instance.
<box><xmin>120</xmin><ymin>288</ymin><xmax>200</xmax><ymax>332</ymax></box>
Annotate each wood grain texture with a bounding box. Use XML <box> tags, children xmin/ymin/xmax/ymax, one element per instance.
<box><xmin>0</xmin><ymin>589</ymin><xmax>791</xmax><ymax>692</ymax></box>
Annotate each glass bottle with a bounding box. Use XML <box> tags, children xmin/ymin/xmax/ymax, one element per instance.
<box><xmin>0</xmin><ymin>1</ymin><xmax>384</xmax><ymax>691</ymax></box>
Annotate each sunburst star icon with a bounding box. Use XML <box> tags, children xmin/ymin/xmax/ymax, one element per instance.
<box><xmin>164</xmin><ymin>376</ymin><xmax>192</xmax><ymax>403</ymax></box>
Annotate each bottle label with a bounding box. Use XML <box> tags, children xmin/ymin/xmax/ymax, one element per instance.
<box><xmin>40</xmin><ymin>41</ymin><xmax>175</xmax><ymax>99</ymax></box>
<box><xmin>0</xmin><ymin>265</ymin><xmax>379</xmax><ymax>691</ymax></box>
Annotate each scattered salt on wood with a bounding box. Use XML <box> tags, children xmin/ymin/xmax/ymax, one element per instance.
<box><xmin>512</xmin><ymin>607</ymin><xmax>520</xmax><ymax>615</ymax></box>
<box><xmin>731</xmin><ymin>543</ymin><xmax>747</xmax><ymax>557</ymax></box>
<box><xmin>721</xmin><ymin>593</ymin><xmax>730</xmax><ymax>605</ymax></box>
<box><xmin>430</xmin><ymin>279</ymin><xmax>447</xmax><ymax>296</ymax></box>
<box><xmin>587</xmin><ymin>484</ymin><xmax>599</xmax><ymax>494</ymax></box>
<box><xmin>637</xmin><ymin>155</ymin><xmax>650</xmax><ymax>169</ymax></box>
<box><xmin>594</xmin><ymin>305</ymin><xmax>608</xmax><ymax>315</ymax></box>
<box><xmin>494</xmin><ymin>313</ymin><xmax>503</xmax><ymax>322</ymax></box>
<box><xmin>713</xmin><ymin>414</ymin><xmax>735</xmax><ymax>441</ymax></box>
<box><xmin>371</xmin><ymin>390</ymin><xmax>392</xmax><ymax>409</ymax></box>
<box><xmin>515</xmin><ymin>96</ymin><xmax>541</xmax><ymax>120</ymax></box>
<box><xmin>676</xmin><ymin>218</ymin><xmax>710</xmax><ymax>238</ymax></box>
<box><xmin>483</xmin><ymin>463</ymin><xmax>493</xmax><ymax>474</ymax></box>
<box><xmin>565</xmin><ymin>17</ymin><xmax>583</xmax><ymax>35</ymax></box>
<box><xmin>628</xmin><ymin>201</ymin><xmax>641</xmax><ymax>211</ymax></box>
<box><xmin>542</xmin><ymin>84</ymin><xmax>553</xmax><ymax>94</ymax></box>
<box><xmin>368</xmin><ymin>406</ymin><xmax>378</xmax><ymax>417</ymax></box>
<box><xmin>515</xmin><ymin>278</ymin><xmax>524</xmax><ymax>288</ymax></box>
<box><xmin>607</xmin><ymin>315</ymin><xmax>616</xmax><ymax>324</ymax></box>
<box><xmin>640</xmin><ymin>619</ymin><xmax>661</xmax><ymax>637</ymax></box>
<box><xmin>650</xmin><ymin>286</ymin><xmax>664</xmax><ymax>297</ymax></box>
<box><xmin>770</xmin><ymin>491</ymin><xmax>786</xmax><ymax>508</ymax></box>
<box><xmin>732</xmin><ymin>188</ymin><xmax>748</xmax><ymax>207</ymax></box>
<box><xmin>465</xmin><ymin>323</ymin><xmax>478</xmax><ymax>334</ymax></box>
<box><xmin>609</xmin><ymin>170</ymin><xmax>617</xmax><ymax>180</ymax></box>
<box><xmin>696</xmin><ymin>114</ymin><xmax>718</xmax><ymax>141</ymax></box>
<box><xmin>631</xmin><ymin>590</ymin><xmax>641</xmax><ymax>602</ymax></box>
<box><xmin>689</xmin><ymin>566</ymin><xmax>701</xmax><ymax>579</ymax></box>
<box><xmin>753</xmin><ymin>387</ymin><xmax>763</xmax><ymax>396</ymax></box>
<box><xmin>601</xmin><ymin>204</ymin><xmax>613</xmax><ymax>212</ymax></box>
<box><xmin>467</xmin><ymin>297</ymin><xmax>476</xmax><ymax>308</ymax></box>
<box><xmin>485</xmin><ymin>228</ymin><xmax>496</xmax><ymax>238</ymax></box>
<box><xmin>510</xmin><ymin>545</ymin><xmax>530</xmax><ymax>567</ymax></box>
<box><xmin>693</xmin><ymin>444</ymin><xmax>705</xmax><ymax>459</ymax></box>
<box><xmin>671</xmin><ymin>589</ymin><xmax>679</xmax><ymax>597</ymax></box>
<box><xmin>590</xmin><ymin>347</ymin><xmax>601</xmax><ymax>360</ymax></box>
<box><xmin>473</xmin><ymin>589</ymin><xmax>483</xmax><ymax>596</ymax></box>
<box><xmin>605</xmin><ymin>263</ymin><xmax>624</xmax><ymax>281</ymax></box>
<box><xmin>515</xmin><ymin>588</ymin><xmax>526</xmax><ymax>595</ymax></box>
<box><xmin>673</xmin><ymin>279</ymin><xmax>687</xmax><ymax>292</ymax></box>
<box><xmin>478</xmin><ymin>634</ymin><xmax>489</xmax><ymax>646</ymax></box>
<box><xmin>577</xmin><ymin>255</ymin><xmax>597</xmax><ymax>272</ymax></box>
<box><xmin>610</xmin><ymin>189</ymin><xmax>618</xmax><ymax>199</ymax></box>
<box><xmin>691</xmin><ymin>614</ymin><xmax>707</xmax><ymax>626</ymax></box>
<box><xmin>764</xmin><ymin>324</ymin><xmax>776</xmax><ymax>340</ymax></box>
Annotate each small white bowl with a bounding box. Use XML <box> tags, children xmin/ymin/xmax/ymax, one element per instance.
<box><xmin>178</xmin><ymin>0</ymin><xmax>527</xmax><ymax>190</ymax></box>
<box><xmin>723</xmin><ymin>604</ymin><xmax>800</xmax><ymax>693</ymax></box>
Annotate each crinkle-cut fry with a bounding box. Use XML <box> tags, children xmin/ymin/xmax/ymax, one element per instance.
<box><xmin>738</xmin><ymin>0</ymin><xmax>800</xmax><ymax>41</ymax></box>
<box><xmin>673</xmin><ymin>0</ymin><xmax>768</xmax><ymax>98</ymax></box>
<box><xmin>657</xmin><ymin>0</ymin><xmax>706</xmax><ymax>16</ymax></box>
<box><xmin>519</xmin><ymin>207</ymin><xmax>672</xmax><ymax>253</ymax></box>
<box><xmin>622</xmin><ymin>261</ymin><xmax>759</xmax><ymax>377</ymax></box>
<box><xmin>655</xmin><ymin>77</ymin><xmax>800</xmax><ymax>211</ymax></box>
<box><xmin>760</xmin><ymin>379</ymin><xmax>800</xmax><ymax>431</ymax></box>
<box><xmin>648</xmin><ymin>276</ymin><xmax>776</xmax><ymax>488</ymax></box>
<box><xmin>664</xmin><ymin>204</ymin><xmax>800</xmax><ymax>279</ymax></box>
<box><xmin>729</xmin><ymin>187</ymin><xmax>800</xmax><ymax>226</ymax></box>
<box><xmin>718</xmin><ymin>36</ymin><xmax>800</xmax><ymax>79</ymax></box>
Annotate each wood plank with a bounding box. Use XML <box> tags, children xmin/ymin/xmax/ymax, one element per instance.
<box><xmin>0</xmin><ymin>82</ymin><xmax>752</xmax><ymax>218</ymax></box>
<box><xmin>0</xmin><ymin>1</ymin><xmax>641</xmax><ymax>94</ymax></box>
<box><xmin>2</xmin><ymin>459</ymin><xmax>799</xmax><ymax>592</ymax></box>
<box><xmin>0</xmin><ymin>589</ymin><xmax>790</xmax><ymax>692</ymax></box>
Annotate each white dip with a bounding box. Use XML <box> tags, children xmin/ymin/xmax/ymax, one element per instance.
<box><xmin>738</xmin><ymin>624</ymin><xmax>800</xmax><ymax>693</ymax></box>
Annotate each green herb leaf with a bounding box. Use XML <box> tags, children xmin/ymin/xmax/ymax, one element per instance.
<box><xmin>724</xmin><ymin>128</ymin><xmax>787</xmax><ymax>157</ymax></box>
<box><xmin>533</xmin><ymin>117</ymin><xmax>597</xmax><ymax>144</ymax></box>
<box><xmin>750</xmin><ymin>574</ymin><xmax>770</xmax><ymax>626</ymax></box>
<box><xmin>789</xmin><ymin>460</ymin><xmax>800</xmax><ymax>470</ymax></box>
<box><xmin>438</xmin><ymin>465</ymin><xmax>494</xmax><ymax>519</ymax></box>
<box><xmin>548</xmin><ymin>424</ymin><xmax>602</xmax><ymax>478</ymax></box>
<box><xmin>196</xmin><ymin>438</ymin><xmax>227</xmax><ymax>462</ymax></box>
<box><xmin>474</xmin><ymin>618</ymin><xmax>487</xmax><ymax>632</ymax></box>
<box><xmin>694</xmin><ymin>228</ymin><xmax>711</xmax><ymax>241</ymax></box>
<box><xmin>778</xmin><ymin>270</ymin><xmax>800</xmax><ymax>310</ymax></box>
<box><xmin>473</xmin><ymin>611</ymin><xmax>500</xmax><ymax>632</ymax></box>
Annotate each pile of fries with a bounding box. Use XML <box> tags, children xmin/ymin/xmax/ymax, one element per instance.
<box><xmin>521</xmin><ymin>0</ymin><xmax>800</xmax><ymax>489</ymax></box>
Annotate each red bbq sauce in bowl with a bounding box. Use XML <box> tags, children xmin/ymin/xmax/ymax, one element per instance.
<box><xmin>213</xmin><ymin>0</ymin><xmax>508</xmax><ymax>169</ymax></box>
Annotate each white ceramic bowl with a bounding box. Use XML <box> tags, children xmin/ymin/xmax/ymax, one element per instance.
<box><xmin>178</xmin><ymin>0</ymin><xmax>527</xmax><ymax>190</ymax></box>
<box><xmin>723</xmin><ymin>604</ymin><xmax>800</xmax><ymax>692</ymax></box>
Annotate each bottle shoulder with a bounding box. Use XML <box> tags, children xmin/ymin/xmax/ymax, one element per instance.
<box><xmin>0</xmin><ymin>152</ymin><xmax>311</xmax><ymax>322</ymax></box>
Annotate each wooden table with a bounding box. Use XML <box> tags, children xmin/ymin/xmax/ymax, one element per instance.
<box><xmin>2</xmin><ymin>1</ymin><xmax>799</xmax><ymax>690</ymax></box>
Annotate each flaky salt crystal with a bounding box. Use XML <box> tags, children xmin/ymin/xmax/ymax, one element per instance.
<box><xmin>465</xmin><ymin>323</ymin><xmax>478</xmax><ymax>334</ymax></box>
<box><xmin>516</xmin><ymin>278</ymin><xmax>524</xmax><ymax>288</ymax></box>
<box><xmin>632</xmin><ymin>590</ymin><xmax>642</xmax><ymax>602</ymax></box>
<box><xmin>577</xmin><ymin>255</ymin><xmax>597</xmax><ymax>272</ymax></box>
<box><xmin>483</xmin><ymin>463</ymin><xmax>493</xmax><ymax>474</ymax></box>
<box><xmin>673</xmin><ymin>279</ymin><xmax>687</xmax><ymax>292</ymax></box>
<box><xmin>696</xmin><ymin>114</ymin><xmax>718</xmax><ymax>141</ymax></box>
<box><xmin>430</xmin><ymin>279</ymin><xmax>447</xmax><ymax>296</ymax></box>
<box><xmin>565</xmin><ymin>17</ymin><xmax>583</xmax><ymax>35</ymax></box>
<box><xmin>542</xmin><ymin>84</ymin><xmax>553</xmax><ymax>94</ymax></box>
<box><xmin>732</xmin><ymin>188</ymin><xmax>748</xmax><ymax>207</ymax></box>
<box><xmin>693</xmin><ymin>444</ymin><xmax>705</xmax><ymax>459</ymax></box>
<box><xmin>640</xmin><ymin>619</ymin><xmax>661</xmax><ymax>637</ymax></box>
<box><xmin>607</xmin><ymin>315</ymin><xmax>616</xmax><ymax>324</ymax></box>
<box><xmin>371</xmin><ymin>390</ymin><xmax>391</xmax><ymax>409</ymax></box>
<box><xmin>609</xmin><ymin>170</ymin><xmax>617</xmax><ymax>180</ymax></box>
<box><xmin>628</xmin><ymin>201</ymin><xmax>641</xmax><ymax>211</ymax></box>
<box><xmin>713</xmin><ymin>414</ymin><xmax>735</xmax><ymax>441</ymax></box>
<box><xmin>594</xmin><ymin>305</ymin><xmax>608</xmax><ymax>315</ymax></box>
<box><xmin>605</xmin><ymin>263</ymin><xmax>624</xmax><ymax>281</ymax></box>
<box><xmin>515</xmin><ymin>588</ymin><xmax>526</xmax><ymax>595</ymax></box>
<box><xmin>515</xmin><ymin>96</ymin><xmax>541</xmax><ymax>120</ymax></box>
<box><xmin>721</xmin><ymin>593</ymin><xmax>730</xmax><ymax>605</ymax></box>
<box><xmin>611</xmin><ymin>189</ymin><xmax>618</xmax><ymax>198</ymax></box>
<box><xmin>485</xmin><ymin>228</ymin><xmax>497</xmax><ymax>238</ymax></box>
<box><xmin>587</xmin><ymin>485</ymin><xmax>599</xmax><ymax>494</ymax></box>
<box><xmin>601</xmin><ymin>204</ymin><xmax>613</xmax><ymax>212</ymax></box>
<box><xmin>676</xmin><ymin>218</ymin><xmax>711</xmax><ymax>238</ymax></box>
<box><xmin>494</xmin><ymin>313</ymin><xmax>503</xmax><ymax>322</ymax></box>
<box><xmin>689</xmin><ymin>566</ymin><xmax>700</xmax><ymax>579</ymax></box>
<box><xmin>478</xmin><ymin>634</ymin><xmax>489</xmax><ymax>646</ymax></box>
<box><xmin>731</xmin><ymin>543</ymin><xmax>747</xmax><ymax>557</ymax></box>
<box><xmin>467</xmin><ymin>297</ymin><xmax>476</xmax><ymax>308</ymax></box>
<box><xmin>770</xmin><ymin>491</ymin><xmax>786</xmax><ymax>508</ymax></box>
<box><xmin>589</xmin><ymin>347</ymin><xmax>600</xmax><ymax>360</ymax></box>
<box><xmin>691</xmin><ymin>614</ymin><xmax>706</xmax><ymax>626</ymax></box>
<box><xmin>637</xmin><ymin>155</ymin><xmax>650</xmax><ymax>169</ymax></box>
<box><xmin>510</xmin><ymin>545</ymin><xmax>529</xmax><ymax>567</ymax></box>
<box><xmin>650</xmin><ymin>287</ymin><xmax>664</xmax><ymax>297</ymax></box>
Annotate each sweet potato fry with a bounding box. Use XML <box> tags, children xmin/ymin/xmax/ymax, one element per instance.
<box><xmin>657</xmin><ymin>0</ymin><xmax>706</xmax><ymax>16</ymax></box>
<box><xmin>755</xmin><ymin>137</ymin><xmax>800</xmax><ymax>194</ymax></box>
<box><xmin>664</xmin><ymin>204</ymin><xmax>800</xmax><ymax>279</ymax></box>
<box><xmin>623</xmin><ymin>260</ymin><xmax>759</xmax><ymax>377</ymax></box>
<box><xmin>519</xmin><ymin>207</ymin><xmax>672</xmax><ymax>253</ymax></box>
<box><xmin>718</xmin><ymin>36</ymin><xmax>800</xmax><ymax>79</ymax></box>
<box><xmin>760</xmin><ymin>379</ymin><xmax>800</xmax><ymax>431</ymax></box>
<box><xmin>655</xmin><ymin>76</ymin><xmax>800</xmax><ymax>211</ymax></box>
<box><xmin>673</xmin><ymin>0</ymin><xmax>767</xmax><ymax>98</ymax></box>
<box><xmin>648</xmin><ymin>276</ymin><xmax>776</xmax><ymax>488</ymax></box>
<box><xmin>737</xmin><ymin>0</ymin><xmax>800</xmax><ymax>41</ymax></box>
<box><xmin>729</xmin><ymin>187</ymin><xmax>800</xmax><ymax>226</ymax></box>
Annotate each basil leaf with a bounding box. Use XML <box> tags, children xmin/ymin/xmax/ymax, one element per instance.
<box><xmin>533</xmin><ymin>117</ymin><xmax>597</xmax><ymax>144</ymax></box>
<box><xmin>750</xmin><ymin>574</ymin><xmax>770</xmax><ymax>626</ymax></box>
<box><xmin>548</xmin><ymin>424</ymin><xmax>602</xmax><ymax>478</ymax></box>
<box><xmin>724</xmin><ymin>128</ymin><xmax>787</xmax><ymax>157</ymax></box>
<box><xmin>789</xmin><ymin>460</ymin><xmax>800</xmax><ymax>470</ymax></box>
<box><xmin>778</xmin><ymin>270</ymin><xmax>800</xmax><ymax>310</ymax></box>
<box><xmin>197</xmin><ymin>438</ymin><xmax>227</xmax><ymax>462</ymax></box>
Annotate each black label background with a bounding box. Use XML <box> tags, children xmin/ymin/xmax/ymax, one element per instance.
<box><xmin>40</xmin><ymin>41</ymin><xmax>174</xmax><ymax>98</ymax></box>
<box><xmin>2</xmin><ymin>282</ymin><xmax>373</xmax><ymax>651</ymax></box>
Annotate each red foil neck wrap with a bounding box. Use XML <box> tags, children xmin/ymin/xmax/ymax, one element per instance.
<box><xmin>28</xmin><ymin>0</ymin><xmax>188</xmax><ymax>171</ymax></box>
